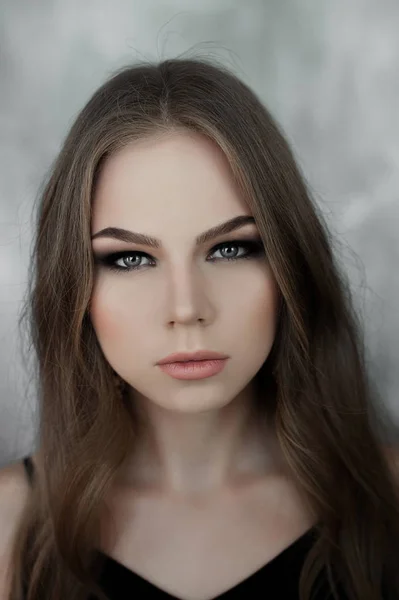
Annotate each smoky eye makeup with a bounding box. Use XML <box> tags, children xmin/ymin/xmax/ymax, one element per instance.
<box><xmin>92</xmin><ymin>235</ymin><xmax>266</xmax><ymax>273</ymax></box>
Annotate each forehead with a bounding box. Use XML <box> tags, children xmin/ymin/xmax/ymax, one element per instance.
<box><xmin>91</xmin><ymin>130</ymin><xmax>250</xmax><ymax>235</ymax></box>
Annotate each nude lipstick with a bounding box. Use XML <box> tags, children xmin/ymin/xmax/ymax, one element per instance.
<box><xmin>156</xmin><ymin>350</ymin><xmax>229</xmax><ymax>380</ymax></box>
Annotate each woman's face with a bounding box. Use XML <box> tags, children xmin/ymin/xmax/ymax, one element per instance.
<box><xmin>90</xmin><ymin>130</ymin><xmax>280</xmax><ymax>414</ymax></box>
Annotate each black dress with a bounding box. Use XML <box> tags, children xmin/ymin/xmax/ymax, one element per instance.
<box><xmin>22</xmin><ymin>456</ymin><xmax>337</xmax><ymax>599</ymax></box>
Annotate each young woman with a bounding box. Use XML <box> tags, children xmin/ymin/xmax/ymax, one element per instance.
<box><xmin>2</xmin><ymin>56</ymin><xmax>399</xmax><ymax>600</ymax></box>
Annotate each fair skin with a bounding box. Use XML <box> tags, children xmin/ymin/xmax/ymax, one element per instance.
<box><xmin>1</xmin><ymin>130</ymin><xmax>396</xmax><ymax>600</ymax></box>
<box><xmin>90</xmin><ymin>129</ymin><xmax>287</xmax><ymax>501</ymax></box>
<box><xmin>88</xmin><ymin>131</ymin><xmax>316</xmax><ymax>599</ymax></box>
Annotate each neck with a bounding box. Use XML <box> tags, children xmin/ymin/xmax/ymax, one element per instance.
<box><xmin>116</xmin><ymin>385</ymin><xmax>284</xmax><ymax>498</ymax></box>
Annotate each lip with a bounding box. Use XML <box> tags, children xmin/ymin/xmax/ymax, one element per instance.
<box><xmin>156</xmin><ymin>350</ymin><xmax>229</xmax><ymax>365</ymax></box>
<box><xmin>157</xmin><ymin>358</ymin><xmax>228</xmax><ymax>380</ymax></box>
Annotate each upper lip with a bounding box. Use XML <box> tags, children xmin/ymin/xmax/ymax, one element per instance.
<box><xmin>156</xmin><ymin>350</ymin><xmax>229</xmax><ymax>365</ymax></box>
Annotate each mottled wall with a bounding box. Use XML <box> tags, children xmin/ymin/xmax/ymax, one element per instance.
<box><xmin>1</xmin><ymin>0</ymin><xmax>398</xmax><ymax>465</ymax></box>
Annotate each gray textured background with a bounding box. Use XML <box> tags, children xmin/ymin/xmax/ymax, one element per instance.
<box><xmin>1</xmin><ymin>0</ymin><xmax>398</xmax><ymax>467</ymax></box>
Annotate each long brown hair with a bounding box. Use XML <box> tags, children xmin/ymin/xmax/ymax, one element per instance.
<box><xmin>9</xmin><ymin>55</ymin><xmax>399</xmax><ymax>600</ymax></box>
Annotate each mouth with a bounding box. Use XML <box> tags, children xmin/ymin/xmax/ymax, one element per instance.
<box><xmin>157</xmin><ymin>357</ymin><xmax>228</xmax><ymax>380</ymax></box>
<box><xmin>157</xmin><ymin>350</ymin><xmax>229</xmax><ymax>365</ymax></box>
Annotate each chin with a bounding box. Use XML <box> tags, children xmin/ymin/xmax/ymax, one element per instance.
<box><xmin>157</xmin><ymin>395</ymin><xmax>231</xmax><ymax>414</ymax></box>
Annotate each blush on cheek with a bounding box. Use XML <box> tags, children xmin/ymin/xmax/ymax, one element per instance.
<box><xmin>90</xmin><ymin>299</ymin><xmax>123</xmax><ymax>344</ymax></box>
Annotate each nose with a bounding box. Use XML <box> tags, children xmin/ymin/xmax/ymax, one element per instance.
<box><xmin>165</xmin><ymin>263</ymin><xmax>214</xmax><ymax>327</ymax></box>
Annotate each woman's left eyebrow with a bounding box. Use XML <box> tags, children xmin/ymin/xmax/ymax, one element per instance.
<box><xmin>91</xmin><ymin>215</ymin><xmax>256</xmax><ymax>248</ymax></box>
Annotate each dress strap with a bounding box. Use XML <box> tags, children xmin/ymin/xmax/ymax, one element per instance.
<box><xmin>22</xmin><ymin>456</ymin><xmax>35</xmax><ymax>486</ymax></box>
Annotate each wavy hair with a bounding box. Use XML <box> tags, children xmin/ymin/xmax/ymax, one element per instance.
<box><xmin>8</xmin><ymin>55</ymin><xmax>399</xmax><ymax>599</ymax></box>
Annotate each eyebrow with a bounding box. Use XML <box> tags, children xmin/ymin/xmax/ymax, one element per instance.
<box><xmin>91</xmin><ymin>215</ymin><xmax>256</xmax><ymax>248</ymax></box>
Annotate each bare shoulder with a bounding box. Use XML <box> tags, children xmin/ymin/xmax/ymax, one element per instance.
<box><xmin>0</xmin><ymin>455</ymin><xmax>36</xmax><ymax>597</ymax></box>
<box><xmin>0</xmin><ymin>458</ymin><xmax>32</xmax><ymax>515</ymax></box>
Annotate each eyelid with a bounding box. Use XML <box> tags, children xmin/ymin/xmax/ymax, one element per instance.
<box><xmin>93</xmin><ymin>234</ymin><xmax>263</xmax><ymax>257</ymax></box>
<box><xmin>93</xmin><ymin>236</ymin><xmax>265</xmax><ymax>273</ymax></box>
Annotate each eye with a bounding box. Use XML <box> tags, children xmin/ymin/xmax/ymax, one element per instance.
<box><xmin>208</xmin><ymin>240</ymin><xmax>263</xmax><ymax>262</ymax></box>
<box><xmin>115</xmin><ymin>253</ymin><xmax>151</xmax><ymax>270</ymax></box>
<box><xmin>93</xmin><ymin>237</ymin><xmax>265</xmax><ymax>273</ymax></box>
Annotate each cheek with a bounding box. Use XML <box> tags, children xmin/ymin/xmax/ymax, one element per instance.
<box><xmin>239</xmin><ymin>274</ymin><xmax>280</xmax><ymax>340</ymax></box>
<box><xmin>255</xmin><ymin>280</ymin><xmax>279</xmax><ymax>323</ymax></box>
<box><xmin>90</xmin><ymin>268</ymin><xmax>280</xmax><ymax>346</ymax></box>
<box><xmin>240</xmin><ymin>269</ymin><xmax>279</xmax><ymax>316</ymax></box>
<box><xmin>90</xmin><ymin>301</ymin><xmax>119</xmax><ymax>343</ymax></box>
<box><xmin>89</xmin><ymin>283</ymin><xmax>132</xmax><ymax>345</ymax></box>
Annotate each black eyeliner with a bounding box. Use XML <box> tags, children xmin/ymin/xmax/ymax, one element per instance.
<box><xmin>93</xmin><ymin>236</ymin><xmax>265</xmax><ymax>272</ymax></box>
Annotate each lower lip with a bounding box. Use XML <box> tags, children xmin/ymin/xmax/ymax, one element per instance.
<box><xmin>157</xmin><ymin>359</ymin><xmax>228</xmax><ymax>380</ymax></box>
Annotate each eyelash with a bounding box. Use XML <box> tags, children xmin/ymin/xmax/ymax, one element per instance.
<box><xmin>94</xmin><ymin>238</ymin><xmax>265</xmax><ymax>274</ymax></box>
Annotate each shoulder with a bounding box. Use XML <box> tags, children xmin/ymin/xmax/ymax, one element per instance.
<box><xmin>0</xmin><ymin>452</ymin><xmax>40</xmax><ymax>549</ymax></box>
<box><xmin>0</xmin><ymin>453</ymin><xmax>38</xmax><ymax>540</ymax></box>
<box><xmin>0</xmin><ymin>457</ymin><xmax>32</xmax><ymax>514</ymax></box>
<box><xmin>0</xmin><ymin>455</ymin><xmax>36</xmax><ymax>597</ymax></box>
<box><xmin>0</xmin><ymin>449</ymin><xmax>41</xmax><ymax>488</ymax></box>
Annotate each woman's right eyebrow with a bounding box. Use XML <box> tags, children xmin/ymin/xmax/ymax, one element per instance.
<box><xmin>91</xmin><ymin>215</ymin><xmax>256</xmax><ymax>249</ymax></box>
